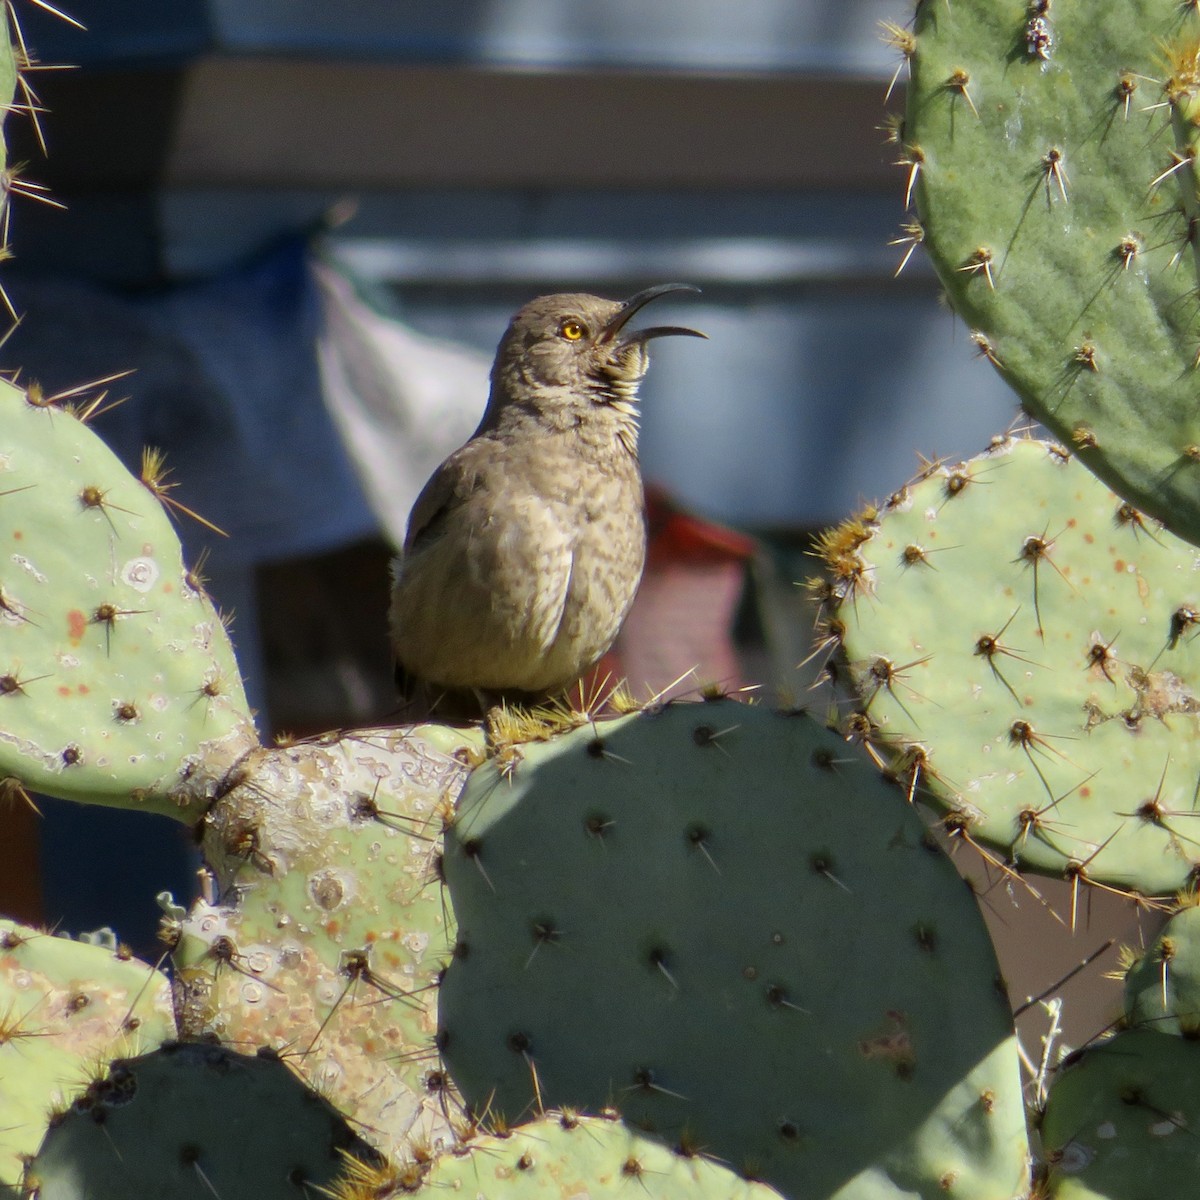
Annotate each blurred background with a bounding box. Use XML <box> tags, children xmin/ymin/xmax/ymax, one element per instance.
<box><xmin>10</xmin><ymin>0</ymin><xmax>1120</xmax><ymax>1019</ymax></box>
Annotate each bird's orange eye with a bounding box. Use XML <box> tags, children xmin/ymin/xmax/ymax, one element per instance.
<box><xmin>559</xmin><ymin>319</ymin><xmax>587</xmax><ymax>341</ymax></box>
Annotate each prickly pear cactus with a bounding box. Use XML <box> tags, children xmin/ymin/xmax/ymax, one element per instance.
<box><xmin>903</xmin><ymin>0</ymin><xmax>1200</xmax><ymax>546</ymax></box>
<box><xmin>1039</xmin><ymin>1028</ymin><xmax>1200</xmax><ymax>1198</ymax></box>
<box><xmin>440</xmin><ymin>702</ymin><xmax>1029</xmax><ymax>1200</ymax></box>
<box><xmin>1123</xmin><ymin>899</ymin><xmax>1200</xmax><ymax>1035</ymax></box>
<box><xmin>0</xmin><ymin>10</ymin><xmax>13</xmax><ymax>183</ymax></box>
<box><xmin>0</xmin><ymin>919</ymin><xmax>174</xmax><ymax>1188</ymax></box>
<box><xmin>333</xmin><ymin>1111</ymin><xmax>786</xmax><ymax>1200</ymax></box>
<box><xmin>173</xmin><ymin>724</ymin><xmax>479</xmax><ymax>1155</ymax></box>
<box><xmin>823</xmin><ymin>436</ymin><xmax>1200</xmax><ymax>896</ymax></box>
<box><xmin>24</xmin><ymin>1041</ymin><xmax>382</xmax><ymax>1199</ymax></box>
<box><xmin>0</xmin><ymin>378</ymin><xmax>256</xmax><ymax>819</ymax></box>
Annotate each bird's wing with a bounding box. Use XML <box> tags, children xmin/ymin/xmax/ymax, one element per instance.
<box><xmin>402</xmin><ymin>447</ymin><xmax>478</xmax><ymax>556</ymax></box>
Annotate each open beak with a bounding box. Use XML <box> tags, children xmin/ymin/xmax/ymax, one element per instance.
<box><xmin>600</xmin><ymin>283</ymin><xmax>707</xmax><ymax>345</ymax></box>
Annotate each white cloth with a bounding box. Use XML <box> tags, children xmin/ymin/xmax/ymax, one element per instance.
<box><xmin>314</xmin><ymin>259</ymin><xmax>489</xmax><ymax>548</ymax></box>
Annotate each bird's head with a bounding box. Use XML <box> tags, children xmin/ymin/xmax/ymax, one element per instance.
<box><xmin>489</xmin><ymin>284</ymin><xmax>705</xmax><ymax>426</ymax></box>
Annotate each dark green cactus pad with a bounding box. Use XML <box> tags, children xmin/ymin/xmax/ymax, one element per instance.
<box><xmin>1123</xmin><ymin>901</ymin><xmax>1200</xmax><ymax>1035</ymax></box>
<box><xmin>0</xmin><ymin>919</ymin><xmax>174</xmax><ymax>1188</ymax></box>
<box><xmin>24</xmin><ymin>1041</ymin><xmax>382</xmax><ymax>1199</ymax></box>
<box><xmin>343</xmin><ymin>1111</ymin><xmax>785</xmax><ymax>1200</ymax></box>
<box><xmin>174</xmin><ymin>724</ymin><xmax>479</xmax><ymax>1156</ymax></box>
<box><xmin>826</xmin><ymin>437</ymin><xmax>1200</xmax><ymax>896</ymax></box>
<box><xmin>0</xmin><ymin>379</ymin><xmax>255</xmax><ymax>819</ymax></box>
<box><xmin>439</xmin><ymin>702</ymin><xmax>1029</xmax><ymax>1200</ymax></box>
<box><xmin>905</xmin><ymin>0</ymin><xmax>1200</xmax><ymax>547</ymax></box>
<box><xmin>1040</xmin><ymin>1029</ymin><xmax>1200</xmax><ymax>1198</ymax></box>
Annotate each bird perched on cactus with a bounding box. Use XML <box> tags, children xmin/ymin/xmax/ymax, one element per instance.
<box><xmin>388</xmin><ymin>283</ymin><xmax>705</xmax><ymax>711</ymax></box>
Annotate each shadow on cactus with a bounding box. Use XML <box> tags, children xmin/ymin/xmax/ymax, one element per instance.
<box><xmin>439</xmin><ymin>703</ymin><xmax>1029</xmax><ymax>1200</ymax></box>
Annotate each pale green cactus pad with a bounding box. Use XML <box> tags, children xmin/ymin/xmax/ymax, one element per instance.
<box><xmin>339</xmin><ymin>1111</ymin><xmax>786</xmax><ymax>1200</ymax></box>
<box><xmin>0</xmin><ymin>12</ymin><xmax>13</xmax><ymax>185</ymax></box>
<box><xmin>1124</xmin><ymin>901</ymin><xmax>1200</xmax><ymax>1035</ymax></box>
<box><xmin>0</xmin><ymin>378</ymin><xmax>255</xmax><ymax>819</ymax></box>
<box><xmin>440</xmin><ymin>702</ymin><xmax>1029</xmax><ymax>1200</ymax></box>
<box><xmin>904</xmin><ymin>0</ymin><xmax>1200</xmax><ymax>546</ymax></box>
<box><xmin>1040</xmin><ymin>1029</ymin><xmax>1200</xmax><ymax>1198</ymax></box>
<box><xmin>826</xmin><ymin>437</ymin><xmax>1200</xmax><ymax>896</ymax></box>
<box><xmin>24</xmin><ymin>1041</ymin><xmax>382</xmax><ymax>1199</ymax></box>
<box><xmin>0</xmin><ymin>919</ymin><xmax>174</xmax><ymax>1188</ymax></box>
<box><xmin>174</xmin><ymin>724</ymin><xmax>479</xmax><ymax>1157</ymax></box>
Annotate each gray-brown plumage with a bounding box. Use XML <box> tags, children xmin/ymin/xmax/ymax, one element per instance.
<box><xmin>388</xmin><ymin>283</ymin><xmax>704</xmax><ymax>707</ymax></box>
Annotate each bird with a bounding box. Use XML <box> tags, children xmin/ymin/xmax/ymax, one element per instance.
<box><xmin>388</xmin><ymin>283</ymin><xmax>705</xmax><ymax>713</ymax></box>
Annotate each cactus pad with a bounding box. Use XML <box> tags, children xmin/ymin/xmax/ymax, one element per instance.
<box><xmin>1040</xmin><ymin>1029</ymin><xmax>1200</xmax><ymax>1198</ymax></box>
<box><xmin>0</xmin><ymin>379</ymin><xmax>255</xmax><ymax>818</ymax></box>
<box><xmin>439</xmin><ymin>702</ymin><xmax>1028</xmax><ymax>1200</ymax></box>
<box><xmin>825</xmin><ymin>437</ymin><xmax>1200</xmax><ymax>896</ymax></box>
<box><xmin>24</xmin><ymin>1041</ymin><xmax>381</xmax><ymax>1199</ymax></box>
<box><xmin>338</xmin><ymin>1111</ymin><xmax>786</xmax><ymax>1200</ymax></box>
<box><xmin>0</xmin><ymin>919</ymin><xmax>173</xmax><ymax>1188</ymax></box>
<box><xmin>905</xmin><ymin>0</ymin><xmax>1200</xmax><ymax>546</ymax></box>
<box><xmin>1123</xmin><ymin>900</ymin><xmax>1200</xmax><ymax>1034</ymax></box>
<box><xmin>175</xmin><ymin>725</ymin><xmax>479</xmax><ymax>1156</ymax></box>
<box><xmin>0</xmin><ymin>14</ymin><xmax>13</xmax><ymax>183</ymax></box>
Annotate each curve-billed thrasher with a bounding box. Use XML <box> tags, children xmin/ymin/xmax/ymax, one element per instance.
<box><xmin>389</xmin><ymin>283</ymin><xmax>705</xmax><ymax>708</ymax></box>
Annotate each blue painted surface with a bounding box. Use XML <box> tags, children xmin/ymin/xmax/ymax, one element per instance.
<box><xmin>16</xmin><ymin>0</ymin><xmax>208</xmax><ymax>64</ymax></box>
<box><xmin>36</xmin><ymin>800</ymin><xmax>197</xmax><ymax>959</ymax></box>
<box><xmin>22</xmin><ymin>0</ymin><xmax>896</xmax><ymax>72</ymax></box>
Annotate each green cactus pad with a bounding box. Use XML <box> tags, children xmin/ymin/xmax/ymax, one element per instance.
<box><xmin>1040</xmin><ymin>1029</ymin><xmax>1200</xmax><ymax>1198</ymax></box>
<box><xmin>905</xmin><ymin>0</ymin><xmax>1200</xmax><ymax>546</ymax></box>
<box><xmin>1123</xmin><ymin>901</ymin><xmax>1200</xmax><ymax>1034</ymax></box>
<box><xmin>174</xmin><ymin>724</ymin><xmax>479</xmax><ymax>1156</ymax></box>
<box><xmin>24</xmin><ymin>1041</ymin><xmax>382</xmax><ymax>1199</ymax></box>
<box><xmin>439</xmin><ymin>702</ymin><xmax>1029</xmax><ymax>1200</ymax></box>
<box><xmin>344</xmin><ymin>1111</ymin><xmax>785</xmax><ymax>1200</ymax></box>
<box><xmin>0</xmin><ymin>16</ymin><xmax>13</xmax><ymax>183</ymax></box>
<box><xmin>0</xmin><ymin>379</ymin><xmax>256</xmax><ymax>819</ymax></box>
<box><xmin>0</xmin><ymin>919</ymin><xmax>174</xmax><ymax>1188</ymax></box>
<box><xmin>826</xmin><ymin>437</ymin><xmax>1200</xmax><ymax>896</ymax></box>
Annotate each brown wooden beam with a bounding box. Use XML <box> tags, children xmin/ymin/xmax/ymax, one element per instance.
<box><xmin>169</xmin><ymin>61</ymin><xmax>897</xmax><ymax>190</ymax></box>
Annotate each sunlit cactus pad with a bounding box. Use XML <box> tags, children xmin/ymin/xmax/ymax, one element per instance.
<box><xmin>175</xmin><ymin>725</ymin><xmax>478</xmax><ymax>1155</ymax></box>
<box><xmin>440</xmin><ymin>702</ymin><xmax>1028</xmax><ymax>1200</ymax></box>
<box><xmin>24</xmin><ymin>1042</ymin><xmax>381</xmax><ymax>1200</ymax></box>
<box><xmin>905</xmin><ymin>0</ymin><xmax>1200</xmax><ymax>546</ymax></box>
<box><xmin>0</xmin><ymin>378</ymin><xmax>254</xmax><ymax>817</ymax></box>
<box><xmin>339</xmin><ymin>1111</ymin><xmax>786</xmax><ymax>1200</ymax></box>
<box><xmin>0</xmin><ymin>919</ymin><xmax>173</xmax><ymax>1188</ymax></box>
<box><xmin>1040</xmin><ymin>1029</ymin><xmax>1200</xmax><ymax>1198</ymax></box>
<box><xmin>0</xmin><ymin>12</ymin><xmax>12</xmax><ymax>184</ymax></box>
<box><xmin>825</xmin><ymin>437</ymin><xmax>1200</xmax><ymax>895</ymax></box>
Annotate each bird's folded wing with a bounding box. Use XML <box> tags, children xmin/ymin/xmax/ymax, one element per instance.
<box><xmin>403</xmin><ymin>448</ymin><xmax>480</xmax><ymax>556</ymax></box>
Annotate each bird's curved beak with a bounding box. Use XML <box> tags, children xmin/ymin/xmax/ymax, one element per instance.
<box><xmin>601</xmin><ymin>283</ymin><xmax>707</xmax><ymax>346</ymax></box>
